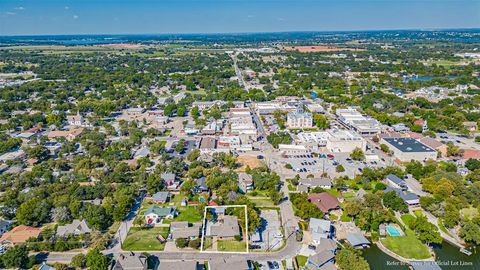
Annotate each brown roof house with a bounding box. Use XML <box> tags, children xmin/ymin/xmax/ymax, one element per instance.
<box><xmin>418</xmin><ymin>137</ymin><xmax>447</xmax><ymax>157</ymax></box>
<box><xmin>308</xmin><ymin>192</ymin><xmax>340</xmax><ymax>214</ymax></box>
<box><xmin>0</xmin><ymin>225</ymin><xmax>41</xmax><ymax>245</ymax></box>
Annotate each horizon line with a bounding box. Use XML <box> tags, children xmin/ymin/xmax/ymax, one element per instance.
<box><xmin>1</xmin><ymin>27</ymin><xmax>479</xmax><ymax>38</ymax></box>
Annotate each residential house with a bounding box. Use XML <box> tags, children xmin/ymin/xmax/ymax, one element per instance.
<box><xmin>208</xmin><ymin>258</ymin><xmax>252</xmax><ymax>270</ymax></box>
<box><xmin>306</xmin><ymin>250</ymin><xmax>336</xmax><ymax>270</ymax></box>
<box><xmin>152</xmin><ymin>191</ymin><xmax>171</xmax><ymax>204</ymax></box>
<box><xmin>112</xmin><ymin>252</ymin><xmax>148</xmax><ymax>270</ymax></box>
<box><xmin>47</xmin><ymin>127</ymin><xmax>84</xmax><ymax>141</ymax></box>
<box><xmin>194</xmin><ymin>177</ymin><xmax>209</xmax><ymax>193</ymax></box>
<box><xmin>298</xmin><ymin>178</ymin><xmax>332</xmax><ymax>191</ymax></box>
<box><xmin>67</xmin><ymin>114</ymin><xmax>84</xmax><ymax>126</ymax></box>
<box><xmin>144</xmin><ymin>206</ymin><xmax>177</xmax><ymax>225</ymax></box>
<box><xmin>0</xmin><ymin>225</ymin><xmax>41</xmax><ymax>245</ymax></box>
<box><xmin>418</xmin><ymin>137</ymin><xmax>447</xmax><ymax>157</ymax></box>
<box><xmin>385</xmin><ymin>174</ymin><xmax>407</xmax><ymax>190</ymax></box>
<box><xmin>206</xmin><ymin>215</ymin><xmax>240</xmax><ymax>240</ymax></box>
<box><xmin>238</xmin><ymin>173</ymin><xmax>253</xmax><ymax>193</ymax></box>
<box><xmin>309</xmin><ymin>218</ymin><xmax>332</xmax><ymax>245</ymax></box>
<box><xmin>162</xmin><ymin>173</ymin><xmax>180</xmax><ymax>191</ymax></box>
<box><xmin>170</xmin><ymin>221</ymin><xmax>202</xmax><ymax>239</ymax></box>
<box><xmin>384</xmin><ymin>187</ymin><xmax>420</xmax><ymax>206</ymax></box>
<box><xmin>308</xmin><ymin>193</ymin><xmax>340</xmax><ymax>214</ymax></box>
<box><xmin>56</xmin><ymin>219</ymin><xmax>92</xmax><ymax>237</ymax></box>
<box><xmin>463</xmin><ymin>121</ymin><xmax>477</xmax><ymax>132</ymax></box>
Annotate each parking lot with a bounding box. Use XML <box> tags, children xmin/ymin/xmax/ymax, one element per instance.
<box><xmin>252</xmin><ymin>210</ymin><xmax>283</xmax><ymax>251</ymax></box>
<box><xmin>282</xmin><ymin>152</ymin><xmax>387</xmax><ymax>178</ymax></box>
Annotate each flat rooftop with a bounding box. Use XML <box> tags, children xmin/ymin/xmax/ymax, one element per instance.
<box><xmin>383</xmin><ymin>138</ymin><xmax>435</xmax><ymax>153</ymax></box>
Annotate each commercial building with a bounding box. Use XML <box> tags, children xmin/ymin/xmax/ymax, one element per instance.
<box><xmin>296</xmin><ymin>129</ymin><xmax>366</xmax><ymax>153</ymax></box>
<box><xmin>287</xmin><ymin>112</ymin><xmax>313</xmax><ymax>129</ymax></box>
<box><xmin>380</xmin><ymin>138</ymin><xmax>437</xmax><ymax>162</ymax></box>
<box><xmin>228</xmin><ymin>109</ymin><xmax>258</xmax><ymax>143</ymax></box>
<box><xmin>336</xmin><ymin>107</ymin><xmax>381</xmax><ymax>136</ymax></box>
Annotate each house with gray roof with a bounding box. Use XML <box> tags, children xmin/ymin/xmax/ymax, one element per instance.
<box><xmin>238</xmin><ymin>173</ymin><xmax>253</xmax><ymax>193</ymax></box>
<box><xmin>152</xmin><ymin>191</ymin><xmax>171</xmax><ymax>204</ymax></box>
<box><xmin>194</xmin><ymin>177</ymin><xmax>209</xmax><ymax>193</ymax></box>
<box><xmin>170</xmin><ymin>221</ymin><xmax>202</xmax><ymax>239</ymax></box>
<box><xmin>386</xmin><ymin>174</ymin><xmax>407</xmax><ymax>190</ymax></box>
<box><xmin>206</xmin><ymin>215</ymin><xmax>240</xmax><ymax>239</ymax></box>
<box><xmin>162</xmin><ymin>173</ymin><xmax>180</xmax><ymax>190</ymax></box>
<box><xmin>346</xmin><ymin>232</ymin><xmax>370</xmax><ymax>248</ymax></box>
<box><xmin>38</xmin><ymin>263</ymin><xmax>56</xmax><ymax>270</ymax></box>
<box><xmin>384</xmin><ymin>187</ymin><xmax>420</xmax><ymax>206</ymax></box>
<box><xmin>307</xmin><ymin>250</ymin><xmax>335</xmax><ymax>269</ymax></box>
<box><xmin>112</xmin><ymin>252</ymin><xmax>147</xmax><ymax>270</ymax></box>
<box><xmin>56</xmin><ymin>219</ymin><xmax>91</xmax><ymax>238</ymax></box>
<box><xmin>309</xmin><ymin>218</ymin><xmax>332</xmax><ymax>245</ymax></box>
<box><xmin>144</xmin><ymin>206</ymin><xmax>177</xmax><ymax>225</ymax></box>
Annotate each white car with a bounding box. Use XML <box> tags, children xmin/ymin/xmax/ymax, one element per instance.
<box><xmin>274</xmin><ymin>232</ymin><xmax>284</xmax><ymax>238</ymax></box>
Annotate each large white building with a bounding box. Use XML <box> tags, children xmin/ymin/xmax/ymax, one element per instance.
<box><xmin>296</xmin><ymin>129</ymin><xmax>366</xmax><ymax>153</ymax></box>
<box><xmin>287</xmin><ymin>112</ymin><xmax>313</xmax><ymax>129</ymax></box>
<box><xmin>336</xmin><ymin>107</ymin><xmax>381</xmax><ymax>136</ymax></box>
<box><xmin>228</xmin><ymin>108</ymin><xmax>257</xmax><ymax>144</ymax></box>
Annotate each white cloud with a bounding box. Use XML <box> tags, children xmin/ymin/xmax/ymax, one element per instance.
<box><xmin>14</xmin><ymin>7</ymin><xmax>25</xmax><ymax>11</ymax></box>
<box><xmin>5</xmin><ymin>12</ymin><xmax>17</xmax><ymax>16</ymax></box>
<box><xmin>73</xmin><ymin>15</ymin><xmax>79</xmax><ymax>19</ymax></box>
<box><xmin>65</xmin><ymin>6</ymin><xmax>70</xmax><ymax>10</ymax></box>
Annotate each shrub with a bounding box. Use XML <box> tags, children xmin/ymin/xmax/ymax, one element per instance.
<box><xmin>175</xmin><ymin>238</ymin><xmax>189</xmax><ymax>248</ymax></box>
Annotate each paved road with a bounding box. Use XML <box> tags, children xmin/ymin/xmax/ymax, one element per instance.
<box><xmin>230</xmin><ymin>52</ymin><xmax>248</xmax><ymax>91</ymax></box>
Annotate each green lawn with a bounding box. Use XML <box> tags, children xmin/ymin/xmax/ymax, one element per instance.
<box><xmin>413</xmin><ymin>210</ymin><xmax>423</xmax><ymax>217</ymax></box>
<box><xmin>122</xmin><ymin>227</ymin><xmax>169</xmax><ymax>251</ymax></box>
<box><xmin>340</xmin><ymin>212</ymin><xmax>352</xmax><ymax>222</ymax></box>
<box><xmin>381</xmin><ymin>230</ymin><xmax>431</xmax><ymax>260</ymax></box>
<box><xmin>203</xmin><ymin>237</ymin><xmax>213</xmax><ymax>250</ymax></box>
<box><xmin>295</xmin><ymin>255</ymin><xmax>308</xmax><ymax>267</ymax></box>
<box><xmin>217</xmin><ymin>240</ymin><xmax>247</xmax><ymax>252</ymax></box>
<box><xmin>246</xmin><ymin>194</ymin><xmax>276</xmax><ymax>208</ymax></box>
<box><xmin>342</xmin><ymin>192</ymin><xmax>356</xmax><ymax>202</ymax></box>
<box><xmin>174</xmin><ymin>206</ymin><xmax>203</xmax><ymax>223</ymax></box>
<box><xmin>401</xmin><ymin>214</ymin><xmax>415</xmax><ymax>229</ymax></box>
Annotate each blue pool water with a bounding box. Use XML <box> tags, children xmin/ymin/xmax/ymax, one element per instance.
<box><xmin>386</xmin><ymin>226</ymin><xmax>401</xmax><ymax>236</ymax></box>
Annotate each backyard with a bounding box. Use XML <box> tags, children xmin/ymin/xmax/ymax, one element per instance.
<box><xmin>381</xmin><ymin>230</ymin><xmax>431</xmax><ymax>260</ymax></box>
<box><xmin>122</xmin><ymin>227</ymin><xmax>170</xmax><ymax>251</ymax></box>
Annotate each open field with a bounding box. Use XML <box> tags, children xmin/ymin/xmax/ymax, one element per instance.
<box><xmin>122</xmin><ymin>227</ymin><xmax>169</xmax><ymax>251</ymax></box>
<box><xmin>236</xmin><ymin>155</ymin><xmax>265</xmax><ymax>171</ymax></box>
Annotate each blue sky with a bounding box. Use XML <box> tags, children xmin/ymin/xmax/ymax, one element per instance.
<box><xmin>0</xmin><ymin>0</ymin><xmax>479</xmax><ymax>35</ymax></box>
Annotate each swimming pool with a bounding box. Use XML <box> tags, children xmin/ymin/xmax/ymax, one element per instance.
<box><xmin>386</xmin><ymin>226</ymin><xmax>401</xmax><ymax>236</ymax></box>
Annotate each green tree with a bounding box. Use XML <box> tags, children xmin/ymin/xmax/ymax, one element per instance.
<box><xmin>350</xmin><ymin>147</ymin><xmax>365</xmax><ymax>161</ymax></box>
<box><xmin>86</xmin><ymin>248</ymin><xmax>107</xmax><ymax>270</ymax></box>
<box><xmin>0</xmin><ymin>245</ymin><xmax>29</xmax><ymax>268</ymax></box>
<box><xmin>175</xmin><ymin>139</ymin><xmax>186</xmax><ymax>153</ymax></box>
<box><xmin>313</xmin><ymin>113</ymin><xmax>330</xmax><ymax>129</ymax></box>
<box><xmin>175</xmin><ymin>238</ymin><xmax>189</xmax><ymax>248</ymax></box>
<box><xmin>336</xmin><ymin>165</ymin><xmax>345</xmax><ymax>173</ymax></box>
<box><xmin>335</xmin><ymin>245</ymin><xmax>370</xmax><ymax>270</ymax></box>
<box><xmin>71</xmin><ymin>253</ymin><xmax>87</xmax><ymax>268</ymax></box>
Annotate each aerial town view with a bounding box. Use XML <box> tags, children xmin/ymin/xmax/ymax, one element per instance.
<box><xmin>0</xmin><ymin>0</ymin><xmax>479</xmax><ymax>269</ymax></box>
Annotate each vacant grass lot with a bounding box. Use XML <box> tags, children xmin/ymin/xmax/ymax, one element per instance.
<box><xmin>217</xmin><ymin>240</ymin><xmax>247</xmax><ymax>252</ymax></box>
<box><xmin>381</xmin><ymin>230</ymin><xmax>431</xmax><ymax>260</ymax></box>
<box><xmin>174</xmin><ymin>206</ymin><xmax>203</xmax><ymax>223</ymax></box>
<box><xmin>122</xmin><ymin>227</ymin><xmax>169</xmax><ymax>251</ymax></box>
